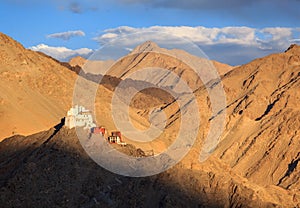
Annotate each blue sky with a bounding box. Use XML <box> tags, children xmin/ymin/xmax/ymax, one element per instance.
<box><xmin>1</xmin><ymin>0</ymin><xmax>300</xmax><ymax>65</ymax></box>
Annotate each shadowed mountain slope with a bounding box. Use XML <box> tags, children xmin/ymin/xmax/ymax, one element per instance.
<box><xmin>0</xmin><ymin>123</ymin><xmax>283</xmax><ymax>208</ymax></box>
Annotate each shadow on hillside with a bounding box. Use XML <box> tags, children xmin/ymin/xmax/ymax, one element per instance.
<box><xmin>62</xmin><ymin>62</ymin><xmax>177</xmax><ymax>107</ymax></box>
<box><xmin>0</xmin><ymin>125</ymin><xmax>221</xmax><ymax>208</ymax></box>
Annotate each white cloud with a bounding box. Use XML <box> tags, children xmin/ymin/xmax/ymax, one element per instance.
<box><xmin>290</xmin><ymin>39</ymin><xmax>300</xmax><ymax>42</ymax></box>
<box><xmin>96</xmin><ymin>26</ymin><xmax>299</xmax><ymax>48</ymax></box>
<box><xmin>47</xmin><ymin>30</ymin><xmax>85</xmax><ymax>40</ymax></box>
<box><xmin>93</xmin><ymin>26</ymin><xmax>300</xmax><ymax>65</ymax></box>
<box><xmin>258</xmin><ymin>27</ymin><xmax>294</xmax><ymax>50</ymax></box>
<box><xmin>29</xmin><ymin>44</ymin><xmax>93</xmax><ymax>61</ymax></box>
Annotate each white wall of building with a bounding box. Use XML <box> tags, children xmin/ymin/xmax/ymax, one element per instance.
<box><xmin>65</xmin><ymin>105</ymin><xmax>96</xmax><ymax>129</ymax></box>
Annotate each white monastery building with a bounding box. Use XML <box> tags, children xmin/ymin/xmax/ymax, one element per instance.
<box><xmin>65</xmin><ymin>105</ymin><xmax>96</xmax><ymax>129</ymax></box>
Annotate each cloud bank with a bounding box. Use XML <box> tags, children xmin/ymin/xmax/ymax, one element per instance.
<box><xmin>29</xmin><ymin>44</ymin><xmax>93</xmax><ymax>61</ymax></box>
<box><xmin>31</xmin><ymin>26</ymin><xmax>300</xmax><ymax>65</ymax></box>
<box><xmin>47</xmin><ymin>30</ymin><xmax>85</xmax><ymax>40</ymax></box>
<box><xmin>95</xmin><ymin>26</ymin><xmax>300</xmax><ymax>65</ymax></box>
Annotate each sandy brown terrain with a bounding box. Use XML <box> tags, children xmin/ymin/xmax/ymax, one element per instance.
<box><xmin>0</xmin><ymin>32</ymin><xmax>77</xmax><ymax>140</ymax></box>
<box><xmin>0</xmin><ymin>32</ymin><xmax>299</xmax><ymax>207</ymax></box>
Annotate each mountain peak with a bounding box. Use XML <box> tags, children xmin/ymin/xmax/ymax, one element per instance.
<box><xmin>0</xmin><ymin>32</ymin><xmax>25</xmax><ymax>51</ymax></box>
<box><xmin>285</xmin><ymin>44</ymin><xmax>300</xmax><ymax>53</ymax></box>
<box><xmin>131</xmin><ymin>41</ymin><xmax>160</xmax><ymax>53</ymax></box>
<box><xmin>69</xmin><ymin>56</ymin><xmax>87</xmax><ymax>67</ymax></box>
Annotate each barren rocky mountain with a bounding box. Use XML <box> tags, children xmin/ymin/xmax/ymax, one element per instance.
<box><xmin>0</xmin><ymin>32</ymin><xmax>77</xmax><ymax>140</ymax></box>
<box><xmin>0</xmin><ymin>32</ymin><xmax>299</xmax><ymax>207</ymax></box>
<box><xmin>215</xmin><ymin>44</ymin><xmax>300</xmax><ymax>191</ymax></box>
<box><xmin>69</xmin><ymin>42</ymin><xmax>233</xmax><ymax>78</ymax></box>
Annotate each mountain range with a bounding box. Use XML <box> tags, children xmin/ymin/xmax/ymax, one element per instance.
<box><xmin>0</xmin><ymin>32</ymin><xmax>299</xmax><ymax>207</ymax></box>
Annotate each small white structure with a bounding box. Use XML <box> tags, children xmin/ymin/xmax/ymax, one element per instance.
<box><xmin>65</xmin><ymin>105</ymin><xmax>96</xmax><ymax>129</ymax></box>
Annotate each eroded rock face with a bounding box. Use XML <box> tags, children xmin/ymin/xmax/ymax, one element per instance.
<box><xmin>214</xmin><ymin>44</ymin><xmax>300</xmax><ymax>190</ymax></box>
